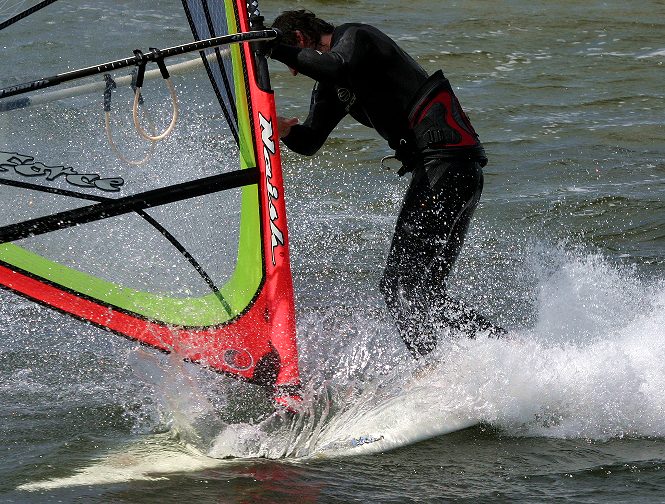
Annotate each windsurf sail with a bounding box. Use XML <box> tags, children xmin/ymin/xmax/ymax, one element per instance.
<box><xmin>0</xmin><ymin>0</ymin><xmax>300</xmax><ymax>403</ymax></box>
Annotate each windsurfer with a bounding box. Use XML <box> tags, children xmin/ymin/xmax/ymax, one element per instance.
<box><xmin>269</xmin><ymin>10</ymin><xmax>505</xmax><ymax>357</ymax></box>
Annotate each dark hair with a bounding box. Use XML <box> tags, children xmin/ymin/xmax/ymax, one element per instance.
<box><xmin>271</xmin><ymin>10</ymin><xmax>334</xmax><ymax>47</ymax></box>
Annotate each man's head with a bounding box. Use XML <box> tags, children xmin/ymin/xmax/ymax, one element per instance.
<box><xmin>271</xmin><ymin>10</ymin><xmax>334</xmax><ymax>49</ymax></box>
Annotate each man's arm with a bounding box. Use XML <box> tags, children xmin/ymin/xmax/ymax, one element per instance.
<box><xmin>271</xmin><ymin>26</ymin><xmax>360</xmax><ymax>84</ymax></box>
<box><xmin>280</xmin><ymin>82</ymin><xmax>347</xmax><ymax>156</ymax></box>
<box><xmin>271</xmin><ymin>44</ymin><xmax>346</xmax><ymax>84</ymax></box>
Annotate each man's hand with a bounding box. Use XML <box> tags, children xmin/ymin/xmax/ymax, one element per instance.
<box><xmin>277</xmin><ymin>116</ymin><xmax>299</xmax><ymax>138</ymax></box>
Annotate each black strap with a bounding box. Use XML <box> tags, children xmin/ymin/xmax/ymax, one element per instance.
<box><xmin>103</xmin><ymin>74</ymin><xmax>116</xmax><ymax>112</ymax></box>
<box><xmin>149</xmin><ymin>48</ymin><xmax>171</xmax><ymax>79</ymax></box>
<box><xmin>133</xmin><ymin>49</ymin><xmax>148</xmax><ymax>88</ymax></box>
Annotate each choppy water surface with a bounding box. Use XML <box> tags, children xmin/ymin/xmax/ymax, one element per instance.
<box><xmin>1</xmin><ymin>0</ymin><xmax>664</xmax><ymax>502</ymax></box>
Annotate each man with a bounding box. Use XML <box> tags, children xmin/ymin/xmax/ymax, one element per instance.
<box><xmin>269</xmin><ymin>10</ymin><xmax>504</xmax><ymax>358</ymax></box>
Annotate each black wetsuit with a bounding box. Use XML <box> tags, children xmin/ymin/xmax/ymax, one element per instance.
<box><xmin>271</xmin><ymin>23</ymin><xmax>500</xmax><ymax>357</ymax></box>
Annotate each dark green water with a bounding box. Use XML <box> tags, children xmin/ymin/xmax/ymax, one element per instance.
<box><xmin>1</xmin><ymin>0</ymin><xmax>664</xmax><ymax>502</ymax></box>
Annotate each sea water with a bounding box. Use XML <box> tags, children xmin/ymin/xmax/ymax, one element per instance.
<box><xmin>1</xmin><ymin>0</ymin><xmax>664</xmax><ymax>502</ymax></box>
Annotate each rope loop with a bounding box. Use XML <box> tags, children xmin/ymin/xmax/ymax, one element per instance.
<box><xmin>132</xmin><ymin>48</ymin><xmax>179</xmax><ymax>142</ymax></box>
<box><xmin>103</xmin><ymin>73</ymin><xmax>157</xmax><ymax>166</ymax></box>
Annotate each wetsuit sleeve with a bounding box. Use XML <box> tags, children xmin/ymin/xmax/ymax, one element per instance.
<box><xmin>271</xmin><ymin>44</ymin><xmax>346</xmax><ymax>84</ymax></box>
<box><xmin>281</xmin><ymin>83</ymin><xmax>347</xmax><ymax>156</ymax></box>
<box><xmin>270</xmin><ymin>26</ymin><xmax>360</xmax><ymax>84</ymax></box>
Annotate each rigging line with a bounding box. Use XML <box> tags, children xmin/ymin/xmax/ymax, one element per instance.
<box><xmin>200</xmin><ymin>0</ymin><xmax>239</xmax><ymax>123</ymax></box>
<box><xmin>0</xmin><ymin>177</ymin><xmax>109</xmax><ymax>202</ymax></box>
<box><xmin>0</xmin><ymin>167</ymin><xmax>260</xmax><ymax>243</ymax></box>
<box><xmin>136</xmin><ymin>209</ymin><xmax>234</xmax><ymax>317</ymax></box>
<box><xmin>0</xmin><ymin>0</ymin><xmax>59</xmax><ymax>31</ymax></box>
<box><xmin>180</xmin><ymin>1</ymin><xmax>239</xmax><ymax>146</ymax></box>
<box><xmin>0</xmin><ymin>29</ymin><xmax>278</xmax><ymax>100</ymax></box>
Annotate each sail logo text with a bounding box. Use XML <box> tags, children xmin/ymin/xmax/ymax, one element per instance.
<box><xmin>258</xmin><ymin>113</ymin><xmax>284</xmax><ymax>266</ymax></box>
<box><xmin>0</xmin><ymin>151</ymin><xmax>124</xmax><ymax>192</ymax></box>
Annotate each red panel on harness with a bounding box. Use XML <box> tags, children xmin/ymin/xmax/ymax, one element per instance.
<box><xmin>408</xmin><ymin>70</ymin><xmax>480</xmax><ymax>150</ymax></box>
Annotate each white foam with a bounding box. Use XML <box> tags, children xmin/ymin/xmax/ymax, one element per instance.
<box><xmin>17</xmin><ymin>434</ymin><xmax>221</xmax><ymax>491</ymax></box>
<box><xmin>458</xmin><ymin>252</ymin><xmax>665</xmax><ymax>439</ymax></box>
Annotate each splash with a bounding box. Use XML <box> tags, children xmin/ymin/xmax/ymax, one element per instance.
<box><xmin>458</xmin><ymin>249</ymin><xmax>665</xmax><ymax>439</ymax></box>
<box><xmin>201</xmin><ymin>248</ymin><xmax>665</xmax><ymax>456</ymax></box>
<box><xmin>13</xmin><ymin>246</ymin><xmax>664</xmax><ymax>492</ymax></box>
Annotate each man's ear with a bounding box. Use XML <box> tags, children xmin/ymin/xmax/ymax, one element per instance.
<box><xmin>294</xmin><ymin>30</ymin><xmax>306</xmax><ymax>47</ymax></box>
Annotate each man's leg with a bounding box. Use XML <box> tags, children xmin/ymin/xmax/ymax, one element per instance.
<box><xmin>380</xmin><ymin>165</ymin><xmax>441</xmax><ymax>357</ymax></box>
<box><xmin>381</xmin><ymin>158</ymin><xmax>490</xmax><ymax>356</ymax></box>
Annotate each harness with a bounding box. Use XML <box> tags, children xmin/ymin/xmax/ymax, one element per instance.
<box><xmin>388</xmin><ymin>70</ymin><xmax>486</xmax><ymax>175</ymax></box>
